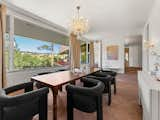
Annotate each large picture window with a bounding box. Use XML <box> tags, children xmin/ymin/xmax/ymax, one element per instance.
<box><xmin>14</xmin><ymin>36</ymin><xmax>53</xmax><ymax>70</ymax></box>
<box><xmin>5</xmin><ymin>16</ymin><xmax>70</xmax><ymax>71</ymax></box>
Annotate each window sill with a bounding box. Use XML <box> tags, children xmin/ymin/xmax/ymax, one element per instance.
<box><xmin>7</xmin><ymin>65</ymin><xmax>70</xmax><ymax>73</ymax></box>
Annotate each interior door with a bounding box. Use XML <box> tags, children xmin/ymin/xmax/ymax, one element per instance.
<box><xmin>125</xmin><ymin>48</ymin><xmax>129</xmax><ymax>71</ymax></box>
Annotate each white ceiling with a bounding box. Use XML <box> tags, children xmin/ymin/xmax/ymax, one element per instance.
<box><xmin>6</xmin><ymin>0</ymin><xmax>155</xmax><ymax>40</ymax></box>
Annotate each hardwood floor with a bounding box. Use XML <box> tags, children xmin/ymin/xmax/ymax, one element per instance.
<box><xmin>34</xmin><ymin>73</ymin><xmax>142</xmax><ymax>120</ymax></box>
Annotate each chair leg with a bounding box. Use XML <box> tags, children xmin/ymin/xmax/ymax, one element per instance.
<box><xmin>59</xmin><ymin>86</ymin><xmax>63</xmax><ymax>92</ymax></box>
<box><xmin>71</xmin><ymin>81</ymin><xmax>76</xmax><ymax>85</ymax></box>
<box><xmin>67</xmin><ymin>94</ymin><xmax>73</xmax><ymax>120</ymax></box>
<box><xmin>108</xmin><ymin>81</ymin><xmax>112</xmax><ymax>106</ymax></box>
<box><xmin>114</xmin><ymin>78</ymin><xmax>117</xmax><ymax>94</ymax></box>
<box><xmin>97</xmin><ymin>96</ymin><xmax>103</xmax><ymax>120</ymax></box>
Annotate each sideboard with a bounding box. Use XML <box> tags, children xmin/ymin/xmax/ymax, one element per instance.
<box><xmin>138</xmin><ymin>71</ymin><xmax>160</xmax><ymax>120</ymax></box>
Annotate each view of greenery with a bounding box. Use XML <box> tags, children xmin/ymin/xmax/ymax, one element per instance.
<box><xmin>14</xmin><ymin>50</ymin><xmax>52</xmax><ymax>69</ymax></box>
<box><xmin>5</xmin><ymin>35</ymin><xmax>88</xmax><ymax>71</ymax></box>
<box><xmin>5</xmin><ymin>35</ymin><xmax>70</xmax><ymax>71</ymax></box>
<box><xmin>81</xmin><ymin>43</ymin><xmax>87</xmax><ymax>64</ymax></box>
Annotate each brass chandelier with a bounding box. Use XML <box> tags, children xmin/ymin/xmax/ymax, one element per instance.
<box><xmin>70</xmin><ymin>5</ymin><xmax>89</xmax><ymax>37</ymax></box>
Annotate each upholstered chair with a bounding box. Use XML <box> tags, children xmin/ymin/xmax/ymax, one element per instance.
<box><xmin>66</xmin><ymin>77</ymin><xmax>105</xmax><ymax>120</ymax></box>
<box><xmin>86</xmin><ymin>75</ymin><xmax>112</xmax><ymax>105</ymax></box>
<box><xmin>0</xmin><ymin>82</ymin><xmax>49</xmax><ymax>120</ymax></box>
<box><xmin>92</xmin><ymin>70</ymin><xmax>117</xmax><ymax>94</ymax></box>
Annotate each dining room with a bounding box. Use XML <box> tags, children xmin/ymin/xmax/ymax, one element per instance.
<box><xmin>0</xmin><ymin>0</ymin><xmax>157</xmax><ymax>120</ymax></box>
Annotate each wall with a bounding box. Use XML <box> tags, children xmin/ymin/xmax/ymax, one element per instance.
<box><xmin>143</xmin><ymin>0</ymin><xmax>160</xmax><ymax>71</ymax></box>
<box><xmin>101</xmin><ymin>38</ymin><xmax>125</xmax><ymax>73</ymax></box>
<box><xmin>6</xmin><ymin>66</ymin><xmax>69</xmax><ymax>87</ymax></box>
<box><xmin>125</xmin><ymin>35</ymin><xmax>142</xmax><ymax>68</ymax></box>
<box><xmin>129</xmin><ymin>44</ymin><xmax>142</xmax><ymax>67</ymax></box>
<box><xmin>94</xmin><ymin>41</ymin><xmax>101</xmax><ymax>67</ymax></box>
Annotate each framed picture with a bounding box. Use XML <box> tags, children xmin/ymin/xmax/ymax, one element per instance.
<box><xmin>107</xmin><ymin>45</ymin><xmax>119</xmax><ymax>60</ymax></box>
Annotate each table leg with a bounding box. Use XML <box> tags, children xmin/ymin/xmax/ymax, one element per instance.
<box><xmin>71</xmin><ymin>81</ymin><xmax>76</xmax><ymax>85</ymax></box>
<box><xmin>51</xmin><ymin>88</ymin><xmax>58</xmax><ymax>120</ymax></box>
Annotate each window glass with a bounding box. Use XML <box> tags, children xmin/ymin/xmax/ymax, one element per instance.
<box><xmin>13</xmin><ymin>36</ymin><xmax>70</xmax><ymax>70</ymax></box>
<box><xmin>53</xmin><ymin>43</ymin><xmax>70</xmax><ymax>67</ymax></box>
<box><xmin>81</xmin><ymin>43</ymin><xmax>87</xmax><ymax>64</ymax></box>
<box><xmin>14</xmin><ymin>35</ymin><xmax>53</xmax><ymax>70</ymax></box>
<box><xmin>5</xmin><ymin>17</ymin><xmax>70</xmax><ymax>71</ymax></box>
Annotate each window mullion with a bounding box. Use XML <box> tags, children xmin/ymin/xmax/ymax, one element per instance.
<box><xmin>51</xmin><ymin>42</ymin><xmax>54</xmax><ymax>67</ymax></box>
<box><xmin>9</xmin><ymin>15</ymin><xmax>14</xmax><ymax>71</ymax></box>
<box><xmin>86</xmin><ymin>41</ymin><xmax>89</xmax><ymax>64</ymax></box>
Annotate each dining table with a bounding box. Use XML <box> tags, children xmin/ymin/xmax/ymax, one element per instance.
<box><xmin>31</xmin><ymin>68</ymin><xmax>100</xmax><ymax>120</ymax></box>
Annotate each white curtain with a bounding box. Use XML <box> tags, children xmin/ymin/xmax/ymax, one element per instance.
<box><xmin>90</xmin><ymin>41</ymin><xmax>95</xmax><ymax>68</ymax></box>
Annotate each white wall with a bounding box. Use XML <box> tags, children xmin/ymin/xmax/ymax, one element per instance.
<box><xmin>101</xmin><ymin>38</ymin><xmax>125</xmax><ymax>73</ymax></box>
<box><xmin>143</xmin><ymin>0</ymin><xmax>160</xmax><ymax>71</ymax></box>
<box><xmin>94</xmin><ymin>42</ymin><xmax>101</xmax><ymax>67</ymax></box>
<box><xmin>125</xmin><ymin>35</ymin><xmax>142</xmax><ymax>68</ymax></box>
<box><xmin>129</xmin><ymin>44</ymin><xmax>142</xmax><ymax>67</ymax></box>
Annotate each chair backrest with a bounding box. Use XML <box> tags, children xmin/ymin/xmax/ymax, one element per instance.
<box><xmin>37</xmin><ymin>72</ymin><xmax>53</xmax><ymax>75</ymax></box>
<box><xmin>0</xmin><ymin>86</ymin><xmax>49</xmax><ymax>120</ymax></box>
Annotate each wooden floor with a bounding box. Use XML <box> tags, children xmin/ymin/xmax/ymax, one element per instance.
<box><xmin>34</xmin><ymin>73</ymin><xmax>142</xmax><ymax>120</ymax></box>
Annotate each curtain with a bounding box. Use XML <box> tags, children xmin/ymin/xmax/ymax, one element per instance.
<box><xmin>0</xmin><ymin>4</ymin><xmax>7</xmax><ymax>88</ymax></box>
<box><xmin>70</xmin><ymin>33</ymin><xmax>80</xmax><ymax>68</ymax></box>
<box><xmin>90</xmin><ymin>41</ymin><xmax>95</xmax><ymax>68</ymax></box>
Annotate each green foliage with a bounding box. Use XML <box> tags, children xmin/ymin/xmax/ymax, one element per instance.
<box><xmin>81</xmin><ymin>43</ymin><xmax>87</xmax><ymax>63</ymax></box>
<box><xmin>13</xmin><ymin>50</ymin><xmax>52</xmax><ymax>69</ymax></box>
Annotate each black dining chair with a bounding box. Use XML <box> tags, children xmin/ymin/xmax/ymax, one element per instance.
<box><xmin>86</xmin><ymin>75</ymin><xmax>112</xmax><ymax>105</ymax></box>
<box><xmin>0</xmin><ymin>81</ymin><xmax>49</xmax><ymax>120</ymax></box>
<box><xmin>66</xmin><ymin>77</ymin><xmax>105</xmax><ymax>120</ymax></box>
<box><xmin>92</xmin><ymin>70</ymin><xmax>117</xmax><ymax>94</ymax></box>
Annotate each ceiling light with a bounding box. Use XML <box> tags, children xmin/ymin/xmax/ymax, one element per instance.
<box><xmin>69</xmin><ymin>5</ymin><xmax>89</xmax><ymax>38</ymax></box>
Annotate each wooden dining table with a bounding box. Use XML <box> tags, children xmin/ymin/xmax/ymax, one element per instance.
<box><xmin>31</xmin><ymin>68</ymin><xmax>100</xmax><ymax>120</ymax></box>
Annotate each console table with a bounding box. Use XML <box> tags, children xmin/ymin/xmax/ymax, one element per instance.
<box><xmin>138</xmin><ymin>71</ymin><xmax>160</xmax><ymax>120</ymax></box>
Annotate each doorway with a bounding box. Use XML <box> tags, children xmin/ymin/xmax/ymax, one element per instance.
<box><xmin>125</xmin><ymin>48</ymin><xmax>129</xmax><ymax>73</ymax></box>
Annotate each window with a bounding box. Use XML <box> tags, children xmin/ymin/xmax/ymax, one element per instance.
<box><xmin>53</xmin><ymin>43</ymin><xmax>70</xmax><ymax>67</ymax></box>
<box><xmin>13</xmin><ymin>35</ymin><xmax>53</xmax><ymax>70</ymax></box>
<box><xmin>5</xmin><ymin>16</ymin><xmax>70</xmax><ymax>71</ymax></box>
<box><xmin>5</xmin><ymin>16</ymin><xmax>10</xmax><ymax>71</ymax></box>
<box><xmin>81</xmin><ymin>43</ymin><xmax>87</xmax><ymax>64</ymax></box>
<box><xmin>5</xmin><ymin>33</ymin><xmax>10</xmax><ymax>70</ymax></box>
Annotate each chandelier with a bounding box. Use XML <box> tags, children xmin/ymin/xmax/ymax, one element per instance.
<box><xmin>70</xmin><ymin>6</ymin><xmax>89</xmax><ymax>37</ymax></box>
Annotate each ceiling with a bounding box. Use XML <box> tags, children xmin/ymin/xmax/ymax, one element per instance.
<box><xmin>6</xmin><ymin>0</ymin><xmax>155</xmax><ymax>40</ymax></box>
